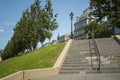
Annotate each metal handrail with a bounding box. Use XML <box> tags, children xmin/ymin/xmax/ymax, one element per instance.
<box><xmin>94</xmin><ymin>39</ymin><xmax>100</xmax><ymax>71</ymax></box>
<box><xmin>89</xmin><ymin>39</ymin><xmax>93</xmax><ymax>68</ymax></box>
<box><xmin>89</xmin><ymin>32</ymin><xmax>100</xmax><ymax>71</ymax></box>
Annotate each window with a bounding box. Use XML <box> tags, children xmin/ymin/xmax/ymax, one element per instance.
<box><xmin>88</xmin><ymin>13</ymin><xmax>91</xmax><ymax>17</ymax></box>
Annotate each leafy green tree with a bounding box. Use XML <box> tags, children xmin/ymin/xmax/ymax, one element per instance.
<box><xmin>2</xmin><ymin>0</ymin><xmax>58</xmax><ymax>60</ymax></box>
<box><xmin>2</xmin><ymin>40</ymin><xmax>14</xmax><ymax>60</ymax></box>
<box><xmin>39</xmin><ymin>31</ymin><xmax>46</xmax><ymax>47</ymax></box>
<box><xmin>0</xmin><ymin>50</ymin><xmax>3</xmax><ymax>55</ymax></box>
<box><xmin>37</xmin><ymin>0</ymin><xmax>58</xmax><ymax>45</ymax></box>
<box><xmin>45</xmin><ymin>0</ymin><xmax>58</xmax><ymax>31</ymax></box>
<box><xmin>14</xmin><ymin>10</ymin><xmax>32</xmax><ymax>52</ymax></box>
<box><xmin>90</xmin><ymin>0</ymin><xmax>120</xmax><ymax>29</ymax></box>
<box><xmin>84</xmin><ymin>20</ymin><xmax>104</xmax><ymax>38</ymax></box>
<box><xmin>84</xmin><ymin>20</ymin><xmax>112</xmax><ymax>38</ymax></box>
<box><xmin>45</xmin><ymin>31</ymin><xmax>52</xmax><ymax>43</ymax></box>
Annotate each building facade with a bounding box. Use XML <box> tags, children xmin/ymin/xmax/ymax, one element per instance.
<box><xmin>74</xmin><ymin>7</ymin><xmax>95</xmax><ymax>40</ymax></box>
<box><xmin>115</xmin><ymin>27</ymin><xmax>120</xmax><ymax>34</ymax></box>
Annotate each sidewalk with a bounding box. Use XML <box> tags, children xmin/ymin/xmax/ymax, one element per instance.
<box><xmin>32</xmin><ymin>73</ymin><xmax>120</xmax><ymax>80</ymax></box>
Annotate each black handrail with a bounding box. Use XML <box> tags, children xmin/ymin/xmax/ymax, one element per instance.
<box><xmin>94</xmin><ymin>39</ymin><xmax>100</xmax><ymax>71</ymax></box>
<box><xmin>89</xmin><ymin>31</ymin><xmax>100</xmax><ymax>71</ymax></box>
<box><xmin>89</xmin><ymin>39</ymin><xmax>93</xmax><ymax>68</ymax></box>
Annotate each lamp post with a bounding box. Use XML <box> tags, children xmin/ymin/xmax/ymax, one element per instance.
<box><xmin>70</xmin><ymin>12</ymin><xmax>74</xmax><ymax>39</ymax></box>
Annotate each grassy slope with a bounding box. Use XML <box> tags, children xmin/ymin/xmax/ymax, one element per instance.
<box><xmin>0</xmin><ymin>43</ymin><xmax>65</xmax><ymax>78</ymax></box>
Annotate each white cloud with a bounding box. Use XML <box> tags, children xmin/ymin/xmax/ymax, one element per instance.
<box><xmin>0</xmin><ymin>29</ymin><xmax>4</xmax><ymax>32</ymax></box>
<box><xmin>3</xmin><ymin>21</ymin><xmax>15</xmax><ymax>26</ymax></box>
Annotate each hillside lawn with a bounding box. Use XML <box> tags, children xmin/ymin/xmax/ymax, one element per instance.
<box><xmin>0</xmin><ymin>43</ymin><xmax>65</xmax><ymax>78</ymax></box>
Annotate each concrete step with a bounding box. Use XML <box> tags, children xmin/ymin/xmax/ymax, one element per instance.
<box><xmin>87</xmin><ymin>68</ymin><xmax>120</xmax><ymax>73</ymax></box>
<box><xmin>63</xmin><ymin>61</ymin><xmax>89</xmax><ymax>64</ymax></box>
<box><xmin>61</xmin><ymin>67</ymin><xmax>90</xmax><ymax>70</ymax></box>
<box><xmin>64</xmin><ymin>59</ymin><xmax>88</xmax><ymax>62</ymax></box>
<box><xmin>60</xmin><ymin>39</ymin><xmax>91</xmax><ymax>74</ymax></box>
<box><xmin>62</xmin><ymin>64</ymin><xmax>90</xmax><ymax>67</ymax></box>
<box><xmin>60</xmin><ymin>38</ymin><xmax>120</xmax><ymax>75</ymax></box>
<box><xmin>60</xmin><ymin>70</ymin><xmax>80</xmax><ymax>74</ymax></box>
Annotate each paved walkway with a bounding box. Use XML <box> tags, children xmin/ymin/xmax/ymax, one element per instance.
<box><xmin>32</xmin><ymin>73</ymin><xmax>120</xmax><ymax>80</ymax></box>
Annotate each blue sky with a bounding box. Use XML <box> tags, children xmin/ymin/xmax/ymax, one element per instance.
<box><xmin>0</xmin><ymin>0</ymin><xmax>90</xmax><ymax>49</ymax></box>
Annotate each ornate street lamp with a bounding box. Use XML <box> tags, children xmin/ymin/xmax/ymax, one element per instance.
<box><xmin>70</xmin><ymin>12</ymin><xmax>74</xmax><ymax>39</ymax></box>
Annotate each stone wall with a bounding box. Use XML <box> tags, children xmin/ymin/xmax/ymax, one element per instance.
<box><xmin>114</xmin><ymin>35</ymin><xmax>120</xmax><ymax>44</ymax></box>
<box><xmin>0</xmin><ymin>71</ymin><xmax>23</xmax><ymax>80</ymax></box>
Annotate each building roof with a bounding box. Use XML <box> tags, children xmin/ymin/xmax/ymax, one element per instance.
<box><xmin>75</xmin><ymin>7</ymin><xmax>93</xmax><ymax>23</ymax></box>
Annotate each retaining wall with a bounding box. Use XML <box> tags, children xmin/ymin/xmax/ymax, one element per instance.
<box><xmin>0</xmin><ymin>71</ymin><xmax>23</xmax><ymax>80</ymax></box>
<box><xmin>114</xmin><ymin>35</ymin><xmax>120</xmax><ymax>44</ymax></box>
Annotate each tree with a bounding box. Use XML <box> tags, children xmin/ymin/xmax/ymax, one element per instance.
<box><xmin>84</xmin><ymin>20</ymin><xmax>111</xmax><ymax>38</ymax></box>
<box><xmin>2</xmin><ymin>0</ymin><xmax>58</xmax><ymax>60</ymax></box>
<box><xmin>90</xmin><ymin>0</ymin><xmax>120</xmax><ymax>28</ymax></box>
<box><xmin>45</xmin><ymin>31</ymin><xmax>52</xmax><ymax>43</ymax></box>
<box><xmin>2</xmin><ymin>40</ymin><xmax>15</xmax><ymax>60</ymax></box>
<box><xmin>0</xmin><ymin>50</ymin><xmax>3</xmax><ymax>55</ymax></box>
<box><xmin>44</xmin><ymin>0</ymin><xmax>58</xmax><ymax>31</ymax></box>
<box><xmin>37</xmin><ymin>0</ymin><xmax>58</xmax><ymax>45</ymax></box>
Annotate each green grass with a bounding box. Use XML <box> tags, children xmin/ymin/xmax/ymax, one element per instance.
<box><xmin>0</xmin><ymin>43</ymin><xmax>65</xmax><ymax>78</ymax></box>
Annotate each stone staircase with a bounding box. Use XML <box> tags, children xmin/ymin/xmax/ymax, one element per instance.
<box><xmin>32</xmin><ymin>38</ymin><xmax>120</xmax><ymax>80</ymax></box>
<box><xmin>60</xmin><ymin>38</ymin><xmax>120</xmax><ymax>74</ymax></box>
<box><xmin>60</xmin><ymin>39</ymin><xmax>91</xmax><ymax>74</ymax></box>
<box><xmin>87</xmin><ymin>38</ymin><xmax>120</xmax><ymax>73</ymax></box>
